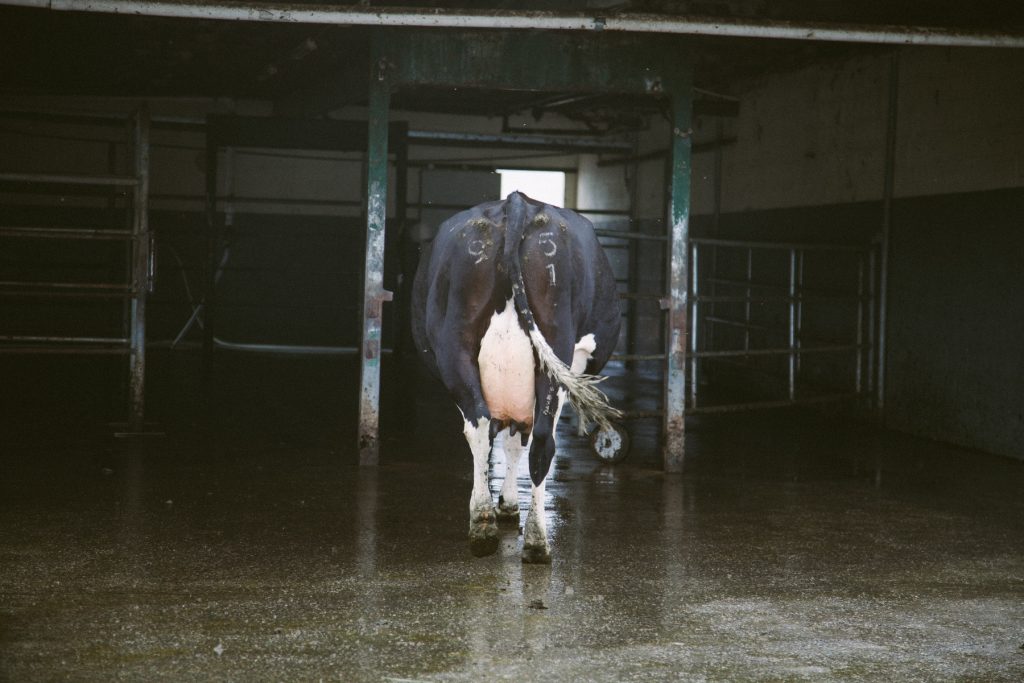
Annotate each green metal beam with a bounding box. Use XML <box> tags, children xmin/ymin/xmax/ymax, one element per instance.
<box><xmin>358</xmin><ymin>40</ymin><xmax>393</xmax><ymax>467</ymax></box>
<box><xmin>664</xmin><ymin>87</ymin><xmax>692</xmax><ymax>474</ymax></box>
<box><xmin>383</xmin><ymin>30</ymin><xmax>683</xmax><ymax>96</ymax></box>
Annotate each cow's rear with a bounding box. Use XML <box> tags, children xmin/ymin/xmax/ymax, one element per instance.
<box><xmin>411</xmin><ymin>192</ymin><xmax>620</xmax><ymax>562</ymax></box>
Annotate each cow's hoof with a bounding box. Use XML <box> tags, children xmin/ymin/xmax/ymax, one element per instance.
<box><xmin>496</xmin><ymin>499</ymin><xmax>521</xmax><ymax>526</ymax></box>
<box><xmin>469</xmin><ymin>508</ymin><xmax>499</xmax><ymax>557</ymax></box>
<box><xmin>522</xmin><ymin>543</ymin><xmax>551</xmax><ymax>565</ymax></box>
<box><xmin>469</xmin><ymin>528</ymin><xmax>500</xmax><ymax>557</ymax></box>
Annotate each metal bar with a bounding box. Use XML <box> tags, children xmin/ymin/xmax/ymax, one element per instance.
<box><xmin>706</xmin><ymin>242</ymin><xmax>717</xmax><ymax>360</ymax></box>
<box><xmin>619</xmin><ymin>410</ymin><xmax>666</xmax><ymax>419</ymax></box>
<box><xmin>707</xmin><ymin>276</ymin><xmax>862</xmax><ymax>300</ymax></box>
<box><xmin>877</xmin><ymin>52</ymin><xmax>899</xmax><ymax>415</ymax></box>
<box><xmin>202</xmin><ymin>124</ymin><xmax>219</xmax><ymax>375</ymax></box>
<box><xmin>0</xmin><ymin>280</ymin><xmax>130</xmax><ymax>291</ymax></box>
<box><xmin>686</xmin><ymin>393</ymin><xmax>858</xmax><ymax>415</ymax></box>
<box><xmin>0</xmin><ymin>226</ymin><xmax>134</xmax><ymax>240</ymax></box>
<box><xmin>744</xmin><ymin>248</ymin><xmax>752</xmax><ymax>353</ymax></box>
<box><xmin>709</xmin><ymin>315</ymin><xmax>764</xmax><ymax>331</ymax></box>
<box><xmin>577</xmin><ymin>208</ymin><xmax>633</xmax><ymax>216</ymax></box>
<box><xmin>787</xmin><ymin>249</ymin><xmax>797</xmax><ymax>401</ymax></box>
<box><xmin>596</xmin><ymin>137</ymin><xmax>737</xmax><ymax>167</ymax></box>
<box><xmin>393</xmin><ymin>125</ymin><xmax>409</xmax><ymax>357</ymax></box>
<box><xmin>709</xmin><ymin>276</ymin><xmax>789</xmax><ymax>290</ymax></box>
<box><xmin>867</xmin><ymin>247</ymin><xmax>877</xmax><ymax>398</ymax></box>
<box><xmin>855</xmin><ymin>255</ymin><xmax>865</xmax><ymax>394</ymax></box>
<box><xmin>795</xmin><ymin>250</ymin><xmax>804</xmax><ymax>375</ymax></box>
<box><xmin>610</xmin><ymin>353</ymin><xmax>667</xmax><ymax>362</ymax></box>
<box><xmin>695</xmin><ymin>294</ymin><xmax>865</xmax><ymax>304</ymax></box>
<box><xmin>211</xmin><ymin>338</ymin><xmax>361</xmax><ymax>355</ymax></box>
<box><xmin>705</xmin><ymin>315</ymin><xmax>866</xmax><ymax>354</ymax></box>
<box><xmin>412</xmin><ymin>129</ymin><xmax>629</xmax><ymax>150</ymax></box>
<box><xmin>0</xmin><ymin>106</ymin><xmax>207</xmax><ymax>128</ymax></box>
<box><xmin>704</xmin><ymin>315</ymin><xmax>833</xmax><ymax>341</ymax></box>
<box><xmin>209</xmin><ymin>196</ymin><xmax>363</xmax><ymax>208</ymax></box>
<box><xmin>623</xmin><ymin>135</ymin><xmax>640</xmax><ymax>367</ymax></box>
<box><xmin>618</xmin><ymin>291</ymin><xmax>667</xmax><ymax>301</ymax></box>
<box><xmin>407</xmin><ymin>129</ymin><xmax>631</xmax><ymax>153</ymax></box>
<box><xmin>593</xmin><ymin>229</ymin><xmax>669</xmax><ymax>242</ymax></box>
<box><xmin>11</xmin><ymin>2</ymin><xmax>1024</xmax><ymax>47</ymax></box>
<box><xmin>358</xmin><ymin>40</ymin><xmax>392</xmax><ymax>467</ymax></box>
<box><xmin>0</xmin><ymin>289</ymin><xmax>132</xmax><ymax>300</ymax></box>
<box><xmin>663</xmin><ymin>87</ymin><xmax>692</xmax><ymax>474</ymax></box>
<box><xmin>689</xmin><ymin>242</ymin><xmax>699</xmax><ymax>409</ymax></box>
<box><xmin>693</xmin><ymin>344</ymin><xmax>860</xmax><ymax>359</ymax></box>
<box><xmin>708</xmin><ymin>119</ymin><xmax>724</xmax><ymax>359</ymax></box>
<box><xmin>407</xmin><ymin>160</ymin><xmax>577</xmax><ymax>173</ymax></box>
<box><xmin>0</xmin><ymin>335</ymin><xmax>129</xmax><ymax>344</ymax></box>
<box><xmin>128</xmin><ymin>106</ymin><xmax>150</xmax><ymax>432</ymax></box>
<box><xmin>409</xmin><ymin>203</ymin><xmax>630</xmax><ymax>216</ymax></box>
<box><xmin>0</xmin><ymin>171</ymin><xmax>139</xmax><ymax>186</ymax></box>
<box><xmin>690</xmin><ymin>237</ymin><xmax>871</xmax><ymax>252</ymax></box>
<box><xmin>394</xmin><ymin>125</ymin><xmax>409</xmax><ymax>232</ymax></box>
<box><xmin>0</xmin><ymin>345</ymin><xmax>131</xmax><ymax>355</ymax></box>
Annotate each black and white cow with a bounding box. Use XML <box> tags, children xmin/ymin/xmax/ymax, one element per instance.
<box><xmin>411</xmin><ymin>191</ymin><xmax>621</xmax><ymax>563</ymax></box>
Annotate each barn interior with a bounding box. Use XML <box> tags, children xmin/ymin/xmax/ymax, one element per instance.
<box><xmin>2</xmin><ymin>1</ymin><xmax>1023</xmax><ymax>680</ymax></box>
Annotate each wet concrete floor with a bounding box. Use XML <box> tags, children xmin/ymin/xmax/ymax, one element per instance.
<box><xmin>1</xmin><ymin>354</ymin><xmax>1023</xmax><ymax>681</ymax></box>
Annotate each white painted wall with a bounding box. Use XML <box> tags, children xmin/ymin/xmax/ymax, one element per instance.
<box><xmin>895</xmin><ymin>48</ymin><xmax>1024</xmax><ymax>198</ymax></box>
<box><xmin>0</xmin><ymin>97</ymin><xmax>581</xmax><ymax>218</ymax></box>
<box><xmin>673</xmin><ymin>47</ymin><xmax>1024</xmax><ymax>217</ymax></box>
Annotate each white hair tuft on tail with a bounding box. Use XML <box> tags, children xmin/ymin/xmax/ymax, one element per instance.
<box><xmin>528</xmin><ymin>326</ymin><xmax>622</xmax><ymax>430</ymax></box>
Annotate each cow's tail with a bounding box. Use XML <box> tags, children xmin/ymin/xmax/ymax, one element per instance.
<box><xmin>503</xmin><ymin>191</ymin><xmax>621</xmax><ymax>430</ymax></box>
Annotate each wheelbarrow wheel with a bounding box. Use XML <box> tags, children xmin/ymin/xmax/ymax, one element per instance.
<box><xmin>590</xmin><ymin>422</ymin><xmax>630</xmax><ymax>464</ymax></box>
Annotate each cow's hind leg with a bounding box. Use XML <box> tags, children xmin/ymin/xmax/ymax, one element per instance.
<box><xmin>438</xmin><ymin>337</ymin><xmax>501</xmax><ymax>558</ymax></box>
<box><xmin>523</xmin><ymin>379</ymin><xmax>558</xmax><ymax>565</ymax></box>
<box><xmin>497</xmin><ymin>428</ymin><xmax>527</xmax><ymax>525</ymax></box>
<box><xmin>463</xmin><ymin>414</ymin><xmax>499</xmax><ymax>557</ymax></box>
<box><xmin>522</xmin><ymin>336</ymin><xmax>595</xmax><ymax>564</ymax></box>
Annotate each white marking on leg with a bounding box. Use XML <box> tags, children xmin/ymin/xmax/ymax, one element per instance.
<box><xmin>463</xmin><ymin>415</ymin><xmax>493</xmax><ymax>516</ymax></box>
<box><xmin>499</xmin><ymin>429</ymin><xmax>528</xmax><ymax>517</ymax></box>
<box><xmin>523</xmin><ymin>478</ymin><xmax>549</xmax><ymax>560</ymax></box>
<box><xmin>462</xmin><ymin>412</ymin><xmax>500</xmax><ymax>557</ymax></box>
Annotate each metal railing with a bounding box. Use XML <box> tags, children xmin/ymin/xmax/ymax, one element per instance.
<box><xmin>688</xmin><ymin>237</ymin><xmax>877</xmax><ymax>415</ymax></box>
<box><xmin>0</xmin><ymin>107</ymin><xmax>151</xmax><ymax>430</ymax></box>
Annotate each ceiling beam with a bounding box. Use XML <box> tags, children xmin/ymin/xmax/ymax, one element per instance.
<box><xmin>6</xmin><ymin>1</ymin><xmax>1024</xmax><ymax>48</ymax></box>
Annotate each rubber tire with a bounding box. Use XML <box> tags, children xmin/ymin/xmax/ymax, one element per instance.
<box><xmin>589</xmin><ymin>422</ymin><xmax>630</xmax><ymax>464</ymax></box>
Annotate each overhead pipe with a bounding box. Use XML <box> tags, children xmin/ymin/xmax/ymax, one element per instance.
<box><xmin>5</xmin><ymin>1</ymin><xmax>1024</xmax><ymax>48</ymax></box>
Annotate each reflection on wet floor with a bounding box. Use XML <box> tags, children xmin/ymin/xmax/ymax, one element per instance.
<box><xmin>1</xmin><ymin>353</ymin><xmax>1023</xmax><ymax>681</ymax></box>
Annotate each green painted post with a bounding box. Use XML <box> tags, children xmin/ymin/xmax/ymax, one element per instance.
<box><xmin>359</xmin><ymin>37</ymin><xmax>393</xmax><ymax>466</ymax></box>
<box><xmin>664</xmin><ymin>89</ymin><xmax>692</xmax><ymax>473</ymax></box>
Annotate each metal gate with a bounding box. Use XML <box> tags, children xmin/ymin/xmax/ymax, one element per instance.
<box><xmin>688</xmin><ymin>237</ymin><xmax>878</xmax><ymax>414</ymax></box>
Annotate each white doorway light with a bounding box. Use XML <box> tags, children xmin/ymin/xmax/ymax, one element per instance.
<box><xmin>498</xmin><ymin>169</ymin><xmax>566</xmax><ymax>207</ymax></box>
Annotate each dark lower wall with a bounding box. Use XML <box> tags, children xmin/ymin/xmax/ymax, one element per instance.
<box><xmin>886</xmin><ymin>188</ymin><xmax>1024</xmax><ymax>460</ymax></box>
<box><xmin>0</xmin><ymin>207</ymin><xmax>404</xmax><ymax>350</ymax></box>
<box><xmin>692</xmin><ymin>187</ymin><xmax>1024</xmax><ymax>460</ymax></box>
